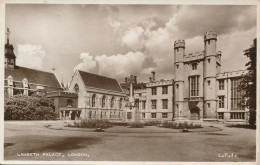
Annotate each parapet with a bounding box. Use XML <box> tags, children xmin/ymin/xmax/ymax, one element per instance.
<box><xmin>184</xmin><ymin>51</ymin><xmax>204</xmax><ymax>63</ymax></box>
<box><xmin>217</xmin><ymin>70</ymin><xmax>248</xmax><ymax>79</ymax></box>
<box><xmin>204</xmin><ymin>31</ymin><xmax>217</xmax><ymax>41</ymax></box>
<box><xmin>147</xmin><ymin>79</ymin><xmax>174</xmax><ymax>87</ymax></box>
<box><xmin>174</xmin><ymin>40</ymin><xmax>185</xmax><ymax>49</ymax></box>
<box><xmin>46</xmin><ymin>91</ymin><xmax>78</xmax><ymax>98</ymax></box>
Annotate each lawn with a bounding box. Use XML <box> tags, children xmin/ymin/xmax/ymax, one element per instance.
<box><xmin>4</xmin><ymin>120</ymin><xmax>256</xmax><ymax>162</ymax></box>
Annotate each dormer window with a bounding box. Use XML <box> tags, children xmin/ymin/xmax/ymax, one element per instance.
<box><xmin>7</xmin><ymin>75</ymin><xmax>13</xmax><ymax>86</ymax></box>
<box><xmin>22</xmin><ymin>78</ymin><xmax>28</xmax><ymax>88</ymax></box>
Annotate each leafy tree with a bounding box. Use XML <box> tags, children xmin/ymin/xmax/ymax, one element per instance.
<box><xmin>4</xmin><ymin>95</ymin><xmax>57</xmax><ymax>120</ymax></box>
<box><xmin>240</xmin><ymin>39</ymin><xmax>256</xmax><ymax>125</ymax></box>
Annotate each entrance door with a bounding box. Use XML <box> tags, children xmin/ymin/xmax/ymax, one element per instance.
<box><xmin>71</xmin><ymin>111</ymin><xmax>76</xmax><ymax>120</ymax></box>
<box><xmin>190</xmin><ymin>106</ymin><xmax>200</xmax><ymax>120</ymax></box>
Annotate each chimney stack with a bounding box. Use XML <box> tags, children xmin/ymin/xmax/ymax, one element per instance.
<box><xmin>134</xmin><ymin>76</ymin><xmax>137</xmax><ymax>84</ymax></box>
<box><xmin>125</xmin><ymin>77</ymin><xmax>128</xmax><ymax>83</ymax></box>
<box><xmin>149</xmin><ymin>77</ymin><xmax>152</xmax><ymax>82</ymax></box>
<box><xmin>151</xmin><ymin>71</ymin><xmax>155</xmax><ymax>82</ymax></box>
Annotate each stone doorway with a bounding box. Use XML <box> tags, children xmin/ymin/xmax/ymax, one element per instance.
<box><xmin>190</xmin><ymin>106</ymin><xmax>200</xmax><ymax>120</ymax></box>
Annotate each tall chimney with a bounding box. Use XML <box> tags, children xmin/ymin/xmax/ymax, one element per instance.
<box><xmin>151</xmin><ymin>71</ymin><xmax>155</xmax><ymax>81</ymax></box>
<box><xmin>125</xmin><ymin>77</ymin><xmax>128</xmax><ymax>83</ymax></box>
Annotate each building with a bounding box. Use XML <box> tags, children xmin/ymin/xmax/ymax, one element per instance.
<box><xmin>4</xmin><ymin>29</ymin><xmax>63</xmax><ymax>99</ymax></box>
<box><xmin>67</xmin><ymin>70</ymin><xmax>127</xmax><ymax>121</ymax></box>
<box><xmin>173</xmin><ymin>31</ymin><xmax>248</xmax><ymax>122</ymax></box>
<box><xmin>121</xmin><ymin>31</ymin><xmax>248</xmax><ymax>123</ymax></box>
<box><xmin>4</xmin><ymin>28</ymin><xmax>248</xmax><ymax>123</ymax></box>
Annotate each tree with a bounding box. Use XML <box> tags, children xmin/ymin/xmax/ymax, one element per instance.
<box><xmin>4</xmin><ymin>95</ymin><xmax>57</xmax><ymax>120</ymax></box>
<box><xmin>240</xmin><ymin>39</ymin><xmax>256</xmax><ymax>125</ymax></box>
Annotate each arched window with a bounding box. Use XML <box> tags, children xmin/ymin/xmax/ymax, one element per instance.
<box><xmin>110</xmin><ymin>97</ymin><xmax>115</xmax><ymax>109</ymax></box>
<box><xmin>92</xmin><ymin>94</ymin><xmax>96</xmax><ymax>107</ymax></box>
<box><xmin>102</xmin><ymin>95</ymin><xmax>106</xmax><ymax>108</ymax></box>
<box><xmin>74</xmin><ymin>84</ymin><xmax>79</xmax><ymax>93</ymax></box>
<box><xmin>67</xmin><ymin>99</ymin><xmax>73</xmax><ymax>107</ymax></box>
<box><xmin>119</xmin><ymin>98</ymin><xmax>123</xmax><ymax>109</ymax></box>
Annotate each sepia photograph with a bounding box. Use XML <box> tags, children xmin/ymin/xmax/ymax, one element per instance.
<box><xmin>1</xmin><ymin>0</ymin><xmax>259</xmax><ymax>164</ymax></box>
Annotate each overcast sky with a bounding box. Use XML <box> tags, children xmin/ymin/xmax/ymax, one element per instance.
<box><xmin>5</xmin><ymin>4</ymin><xmax>256</xmax><ymax>83</ymax></box>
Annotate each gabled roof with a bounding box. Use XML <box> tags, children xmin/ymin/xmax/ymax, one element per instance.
<box><xmin>5</xmin><ymin>66</ymin><xmax>61</xmax><ymax>88</ymax></box>
<box><xmin>78</xmin><ymin>70</ymin><xmax>123</xmax><ymax>93</ymax></box>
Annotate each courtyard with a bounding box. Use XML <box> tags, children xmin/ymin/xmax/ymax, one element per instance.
<box><xmin>4</xmin><ymin>120</ymin><xmax>256</xmax><ymax>162</ymax></box>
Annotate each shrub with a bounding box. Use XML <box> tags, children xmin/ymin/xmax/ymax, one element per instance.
<box><xmin>4</xmin><ymin>95</ymin><xmax>57</xmax><ymax>120</ymax></box>
<box><xmin>128</xmin><ymin>122</ymin><xmax>144</xmax><ymax>128</ymax></box>
<box><xmin>71</xmin><ymin>119</ymin><xmax>112</xmax><ymax>129</ymax></box>
<box><xmin>144</xmin><ymin>120</ymin><xmax>160</xmax><ymax>126</ymax></box>
<box><xmin>160</xmin><ymin>121</ymin><xmax>202</xmax><ymax>129</ymax></box>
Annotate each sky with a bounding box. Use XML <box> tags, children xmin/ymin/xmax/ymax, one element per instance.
<box><xmin>5</xmin><ymin>4</ymin><xmax>256</xmax><ymax>83</ymax></box>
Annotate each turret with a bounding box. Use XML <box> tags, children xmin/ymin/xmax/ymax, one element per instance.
<box><xmin>204</xmin><ymin>31</ymin><xmax>217</xmax><ymax>57</ymax></box>
<box><xmin>174</xmin><ymin>40</ymin><xmax>185</xmax><ymax>63</ymax></box>
<box><xmin>173</xmin><ymin>40</ymin><xmax>185</xmax><ymax>120</ymax></box>
<box><xmin>203</xmin><ymin>31</ymin><xmax>218</xmax><ymax>119</ymax></box>
<box><xmin>5</xmin><ymin>28</ymin><xmax>16</xmax><ymax>69</ymax></box>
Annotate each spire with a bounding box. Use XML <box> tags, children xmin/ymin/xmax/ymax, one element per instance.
<box><xmin>6</xmin><ymin>28</ymin><xmax>10</xmax><ymax>44</ymax></box>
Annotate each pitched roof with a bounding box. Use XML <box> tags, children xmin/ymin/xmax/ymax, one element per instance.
<box><xmin>78</xmin><ymin>70</ymin><xmax>123</xmax><ymax>93</ymax></box>
<box><xmin>5</xmin><ymin>66</ymin><xmax>61</xmax><ymax>88</ymax></box>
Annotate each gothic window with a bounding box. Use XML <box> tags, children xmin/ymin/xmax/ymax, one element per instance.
<box><xmin>218</xmin><ymin>112</ymin><xmax>224</xmax><ymax>119</ymax></box>
<box><xmin>74</xmin><ymin>84</ymin><xmax>79</xmax><ymax>93</ymax></box>
<box><xmin>230</xmin><ymin>112</ymin><xmax>245</xmax><ymax>119</ymax></box>
<box><xmin>219</xmin><ymin>80</ymin><xmax>224</xmax><ymax>90</ymax></box>
<box><xmin>119</xmin><ymin>98</ymin><xmax>123</xmax><ymax>109</ymax></box>
<box><xmin>151</xmin><ymin>100</ymin><xmax>157</xmax><ymax>109</ymax></box>
<box><xmin>92</xmin><ymin>94</ymin><xmax>96</xmax><ymax>107</ymax></box>
<box><xmin>231</xmin><ymin>78</ymin><xmax>243</xmax><ymax>110</ymax></box>
<box><xmin>67</xmin><ymin>99</ymin><xmax>73</xmax><ymax>107</ymax></box>
<box><xmin>152</xmin><ymin>87</ymin><xmax>157</xmax><ymax>95</ymax></box>
<box><xmin>102</xmin><ymin>95</ymin><xmax>106</xmax><ymax>108</ymax></box>
<box><xmin>162</xmin><ymin>99</ymin><xmax>168</xmax><ymax>109</ymax></box>
<box><xmin>189</xmin><ymin>76</ymin><xmax>199</xmax><ymax>96</ymax></box>
<box><xmin>142</xmin><ymin>101</ymin><xmax>146</xmax><ymax>109</ymax></box>
<box><xmin>218</xmin><ymin>96</ymin><xmax>224</xmax><ymax>108</ymax></box>
<box><xmin>111</xmin><ymin>97</ymin><xmax>115</xmax><ymax>108</ymax></box>
<box><xmin>162</xmin><ymin>113</ymin><xmax>168</xmax><ymax>118</ymax></box>
<box><xmin>162</xmin><ymin>86</ymin><xmax>168</xmax><ymax>94</ymax></box>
